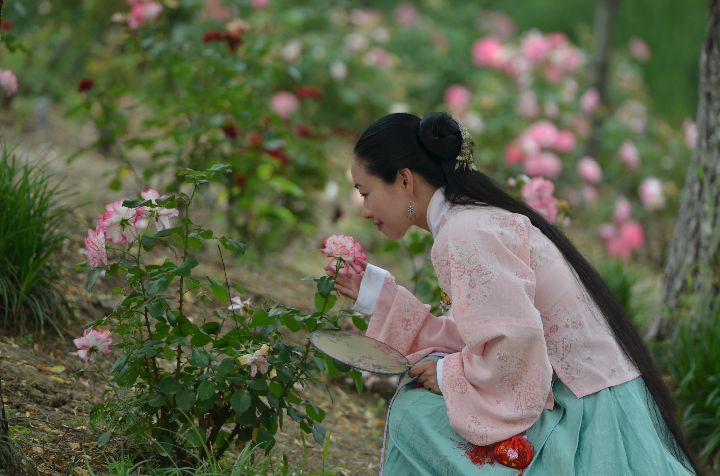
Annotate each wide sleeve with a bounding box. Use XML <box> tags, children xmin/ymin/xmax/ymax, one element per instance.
<box><xmin>438</xmin><ymin>224</ymin><xmax>553</xmax><ymax>446</ymax></box>
<box><xmin>363</xmin><ymin>273</ymin><xmax>466</xmax><ymax>363</ymax></box>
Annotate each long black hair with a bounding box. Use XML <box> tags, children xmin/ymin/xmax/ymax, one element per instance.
<box><xmin>354</xmin><ymin>112</ymin><xmax>703</xmax><ymax>475</ymax></box>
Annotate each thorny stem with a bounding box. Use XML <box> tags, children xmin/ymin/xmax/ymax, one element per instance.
<box><xmin>137</xmin><ymin>241</ymin><xmax>160</xmax><ymax>383</ymax></box>
<box><xmin>217</xmin><ymin>244</ymin><xmax>238</xmax><ymax>335</ymax></box>
<box><xmin>176</xmin><ymin>185</ymin><xmax>197</xmax><ymax>377</ymax></box>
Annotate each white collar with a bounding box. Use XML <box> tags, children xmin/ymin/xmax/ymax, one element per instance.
<box><xmin>426</xmin><ymin>187</ymin><xmax>451</xmax><ymax>237</ymax></box>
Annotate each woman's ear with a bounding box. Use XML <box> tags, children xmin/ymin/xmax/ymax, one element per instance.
<box><xmin>397</xmin><ymin>168</ymin><xmax>414</xmax><ymax>193</ymax></box>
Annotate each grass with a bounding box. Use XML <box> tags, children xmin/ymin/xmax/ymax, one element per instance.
<box><xmin>664</xmin><ymin>293</ymin><xmax>720</xmax><ymax>471</ymax></box>
<box><xmin>0</xmin><ymin>143</ymin><xmax>72</xmax><ymax>334</ymax></box>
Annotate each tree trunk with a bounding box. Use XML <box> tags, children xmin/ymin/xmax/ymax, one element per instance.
<box><xmin>652</xmin><ymin>0</ymin><xmax>720</xmax><ymax>339</ymax></box>
<box><xmin>585</xmin><ymin>0</ymin><xmax>621</xmax><ymax>159</ymax></box>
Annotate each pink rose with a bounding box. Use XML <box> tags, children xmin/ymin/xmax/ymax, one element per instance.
<box><xmin>683</xmin><ymin>118</ymin><xmax>697</xmax><ymax>149</ymax></box>
<box><xmin>395</xmin><ymin>2</ymin><xmax>419</xmax><ymax>27</ymax></box>
<box><xmin>523</xmin><ymin>152</ymin><xmax>562</xmax><ymax>179</ymax></box>
<box><xmin>628</xmin><ymin>37</ymin><xmax>651</xmax><ymax>62</ymax></box>
<box><xmin>521</xmin><ymin>177</ymin><xmax>559</xmax><ymax>223</ymax></box>
<box><xmin>638</xmin><ymin>177</ymin><xmax>665</xmax><ymax>210</ymax></box>
<box><xmin>552</xmin><ymin>130</ymin><xmax>576</xmax><ymax>152</ymax></box>
<box><xmin>520</xmin><ymin>31</ymin><xmax>550</xmax><ymax>63</ymax></box>
<box><xmin>241</xmin><ymin>344</ymin><xmax>271</xmax><ymax>377</ymax></box>
<box><xmin>84</xmin><ymin>226</ymin><xmax>108</xmax><ymax>268</ymax></box>
<box><xmin>577</xmin><ymin>157</ymin><xmax>602</xmax><ymax>184</ymax></box>
<box><xmin>525</xmin><ymin>121</ymin><xmax>559</xmax><ymax>148</ymax></box>
<box><xmin>580</xmin><ymin>89</ymin><xmax>599</xmax><ymax>115</ymax></box>
<box><xmin>321</xmin><ymin>235</ymin><xmax>367</xmax><ymax>275</ymax></box>
<box><xmin>137</xmin><ymin>188</ymin><xmax>180</xmax><ymax>231</ymax></box>
<box><xmin>444</xmin><ymin>84</ymin><xmax>471</xmax><ymax>116</ymax></box>
<box><xmin>74</xmin><ymin>328</ymin><xmax>113</xmax><ymax>362</ymax></box>
<box><xmin>619</xmin><ymin>141</ymin><xmax>640</xmax><ymax>170</ymax></box>
<box><xmin>472</xmin><ymin>37</ymin><xmax>507</xmax><ymax>69</ymax></box>
<box><xmin>100</xmin><ymin>199</ymin><xmax>142</xmax><ymax>244</ymax></box>
<box><xmin>128</xmin><ymin>1</ymin><xmax>162</xmax><ymax>29</ymax></box>
<box><xmin>614</xmin><ymin>197</ymin><xmax>632</xmax><ymax>223</ymax></box>
<box><xmin>270</xmin><ymin>91</ymin><xmax>299</xmax><ymax>120</ymax></box>
<box><xmin>0</xmin><ymin>68</ymin><xmax>18</xmax><ymax>96</ymax></box>
<box><xmin>504</xmin><ymin>142</ymin><xmax>525</xmax><ymax>165</ymax></box>
<box><xmin>517</xmin><ymin>91</ymin><xmax>539</xmax><ymax>118</ymax></box>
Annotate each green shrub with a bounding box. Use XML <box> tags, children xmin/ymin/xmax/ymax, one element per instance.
<box><xmin>665</xmin><ymin>294</ymin><xmax>720</xmax><ymax>471</ymax></box>
<box><xmin>0</xmin><ymin>144</ymin><xmax>71</xmax><ymax>333</ymax></box>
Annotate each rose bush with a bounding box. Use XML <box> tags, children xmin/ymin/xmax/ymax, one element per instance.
<box><xmin>81</xmin><ymin>164</ymin><xmax>364</xmax><ymax>467</ymax></box>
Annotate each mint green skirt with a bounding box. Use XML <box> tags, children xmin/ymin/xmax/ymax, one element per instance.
<box><xmin>384</xmin><ymin>374</ymin><xmax>694</xmax><ymax>475</ymax></box>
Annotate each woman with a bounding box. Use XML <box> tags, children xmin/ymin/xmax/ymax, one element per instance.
<box><xmin>327</xmin><ymin>112</ymin><xmax>700</xmax><ymax>475</ymax></box>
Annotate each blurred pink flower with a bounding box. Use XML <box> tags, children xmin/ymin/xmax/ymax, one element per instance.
<box><xmin>614</xmin><ymin>197</ymin><xmax>632</xmax><ymax>223</ymax></box>
<box><xmin>619</xmin><ymin>140</ymin><xmax>640</xmax><ymax>170</ymax></box>
<box><xmin>127</xmin><ymin>0</ymin><xmax>162</xmax><ymax>30</ymax></box>
<box><xmin>638</xmin><ymin>177</ymin><xmax>665</xmax><ymax>210</ymax></box>
<box><xmin>203</xmin><ymin>0</ymin><xmax>232</xmax><ymax>21</ymax></box>
<box><xmin>472</xmin><ymin>37</ymin><xmax>508</xmax><ymax>69</ymax></box>
<box><xmin>517</xmin><ymin>91</ymin><xmax>539</xmax><ymax>118</ymax></box>
<box><xmin>74</xmin><ymin>328</ymin><xmax>113</xmax><ymax>362</ymax></box>
<box><xmin>577</xmin><ymin>157</ymin><xmax>602</xmax><ymax>184</ymax></box>
<box><xmin>84</xmin><ymin>226</ymin><xmax>107</xmax><ymax>268</ymax></box>
<box><xmin>520</xmin><ymin>31</ymin><xmax>550</xmax><ymax>63</ymax></box>
<box><xmin>628</xmin><ymin>37</ymin><xmax>651</xmax><ymax>62</ymax></box>
<box><xmin>364</xmin><ymin>47</ymin><xmax>394</xmax><ymax>68</ymax></box>
<box><xmin>582</xmin><ymin>185</ymin><xmax>598</xmax><ymax>205</ymax></box>
<box><xmin>444</xmin><ymin>84</ymin><xmax>471</xmax><ymax>116</ymax></box>
<box><xmin>395</xmin><ymin>2</ymin><xmax>419</xmax><ymax>27</ymax></box>
<box><xmin>580</xmin><ymin>89</ymin><xmax>599</xmax><ymax>115</ymax></box>
<box><xmin>683</xmin><ymin>118</ymin><xmax>697</xmax><ymax>149</ymax></box>
<box><xmin>617</xmin><ymin>100</ymin><xmax>646</xmax><ymax>134</ymax></box>
<box><xmin>100</xmin><ymin>199</ymin><xmax>141</xmax><ymax>244</ymax></box>
<box><xmin>270</xmin><ymin>91</ymin><xmax>299</xmax><ymax>120</ymax></box>
<box><xmin>525</xmin><ymin>120</ymin><xmax>559</xmax><ymax>148</ymax></box>
<box><xmin>544</xmin><ymin>100</ymin><xmax>559</xmax><ymax>118</ymax></box>
<box><xmin>0</xmin><ymin>68</ymin><xmax>18</xmax><ymax>96</ymax></box>
<box><xmin>505</xmin><ymin>142</ymin><xmax>525</xmax><ymax>165</ymax></box>
<box><xmin>523</xmin><ymin>152</ymin><xmax>562</xmax><ymax>179</ymax></box>
<box><xmin>521</xmin><ymin>177</ymin><xmax>558</xmax><ymax>223</ymax></box>
<box><xmin>598</xmin><ymin>218</ymin><xmax>645</xmax><ymax>261</ymax></box>
<box><xmin>552</xmin><ymin>130</ymin><xmax>576</xmax><ymax>152</ymax></box>
<box><xmin>251</xmin><ymin>0</ymin><xmax>268</xmax><ymax>9</ymax></box>
<box><xmin>281</xmin><ymin>39</ymin><xmax>302</xmax><ymax>62</ymax></box>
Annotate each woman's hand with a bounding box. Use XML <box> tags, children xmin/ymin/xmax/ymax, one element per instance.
<box><xmin>409</xmin><ymin>360</ymin><xmax>441</xmax><ymax>394</ymax></box>
<box><xmin>324</xmin><ymin>258</ymin><xmax>365</xmax><ymax>301</ymax></box>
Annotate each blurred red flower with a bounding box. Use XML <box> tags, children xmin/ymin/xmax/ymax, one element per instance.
<box><xmin>77</xmin><ymin>78</ymin><xmax>95</xmax><ymax>93</ymax></box>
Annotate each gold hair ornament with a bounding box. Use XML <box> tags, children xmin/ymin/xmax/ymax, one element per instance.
<box><xmin>455</xmin><ymin>120</ymin><xmax>477</xmax><ymax>172</ymax></box>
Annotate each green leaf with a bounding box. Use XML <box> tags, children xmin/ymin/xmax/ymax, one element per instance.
<box><xmin>207</xmin><ymin>277</ymin><xmax>229</xmax><ymax>302</ymax></box>
<box><xmin>217</xmin><ymin>358</ymin><xmax>236</xmax><ymax>377</ymax></box>
<box><xmin>197</xmin><ymin>381</ymin><xmax>215</xmax><ymax>401</ymax></box>
<box><xmin>287</xmin><ymin>406</ymin><xmax>304</xmax><ymax>422</ymax></box>
<box><xmin>176</xmin><ymin>388</ymin><xmax>195</xmax><ymax>411</ymax></box>
<box><xmin>306</xmin><ymin>404</ymin><xmax>326</xmax><ymax>423</ymax></box>
<box><xmin>185</xmin><ymin>427</ymin><xmax>205</xmax><ymax>447</ymax></box>
<box><xmin>219</xmin><ymin>236</ymin><xmax>247</xmax><ymax>255</ymax></box>
<box><xmin>247</xmin><ymin>379</ymin><xmax>268</xmax><ymax>392</ymax></box>
<box><xmin>312</xmin><ymin>424</ymin><xmax>326</xmax><ymax>444</ymax></box>
<box><xmin>269</xmin><ymin>381</ymin><xmax>284</xmax><ymax>398</ymax></box>
<box><xmin>175</xmin><ymin>257</ymin><xmax>199</xmax><ymax>277</ymax></box>
<box><xmin>208</xmin><ymin>163</ymin><xmax>232</xmax><ymax>175</ymax></box>
<box><xmin>190</xmin><ymin>333</ymin><xmax>212</xmax><ymax>347</ymax></box>
<box><xmin>251</xmin><ymin>310</ymin><xmax>275</xmax><ymax>326</ymax></box>
<box><xmin>121</xmin><ymin>199</ymin><xmax>145</xmax><ymax>208</ymax></box>
<box><xmin>352</xmin><ymin>314</ymin><xmax>368</xmax><ymax>331</ymax></box>
<box><xmin>201</xmin><ymin>322</ymin><xmax>221</xmax><ymax>334</ymax></box>
<box><xmin>317</xmin><ymin>276</ymin><xmax>334</xmax><ymax>297</ymax></box>
<box><xmin>158</xmin><ymin>377</ymin><xmax>182</xmax><ymax>395</ymax></box>
<box><xmin>190</xmin><ymin>348</ymin><xmax>211</xmax><ymax>367</ymax></box>
<box><xmin>97</xmin><ymin>430</ymin><xmax>112</xmax><ymax>448</ymax></box>
<box><xmin>230</xmin><ymin>390</ymin><xmax>252</xmax><ymax>414</ymax></box>
<box><xmin>86</xmin><ymin>267</ymin><xmax>104</xmax><ymax>291</ymax></box>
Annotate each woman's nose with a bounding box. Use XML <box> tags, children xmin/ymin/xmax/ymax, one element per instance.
<box><xmin>361</xmin><ymin>205</ymin><xmax>372</xmax><ymax>219</ymax></box>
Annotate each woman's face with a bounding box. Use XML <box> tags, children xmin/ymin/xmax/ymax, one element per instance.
<box><xmin>351</xmin><ymin>160</ymin><xmax>412</xmax><ymax>240</ymax></box>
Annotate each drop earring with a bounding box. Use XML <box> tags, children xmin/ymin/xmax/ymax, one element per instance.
<box><xmin>405</xmin><ymin>200</ymin><xmax>415</xmax><ymax>220</ymax></box>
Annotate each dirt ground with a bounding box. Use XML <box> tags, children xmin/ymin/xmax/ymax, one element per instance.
<box><xmin>0</xmin><ymin>106</ymin><xmax>389</xmax><ymax>475</ymax></box>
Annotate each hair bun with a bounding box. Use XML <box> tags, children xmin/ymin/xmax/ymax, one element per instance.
<box><xmin>417</xmin><ymin>112</ymin><xmax>462</xmax><ymax>163</ymax></box>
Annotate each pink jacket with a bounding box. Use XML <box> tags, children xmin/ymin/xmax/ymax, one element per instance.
<box><xmin>354</xmin><ymin>190</ymin><xmax>639</xmax><ymax>446</ymax></box>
